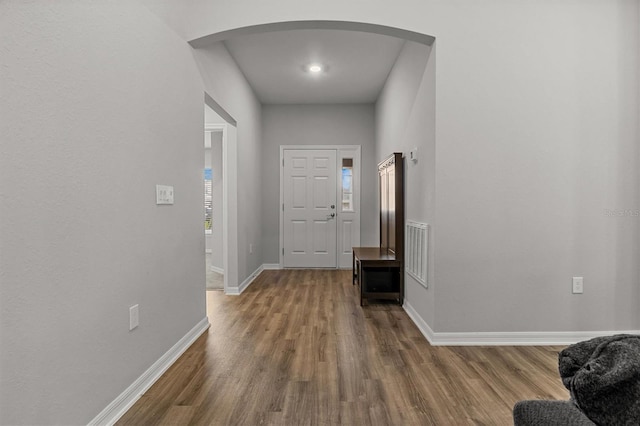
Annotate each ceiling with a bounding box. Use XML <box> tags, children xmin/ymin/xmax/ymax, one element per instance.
<box><xmin>223</xmin><ymin>29</ymin><xmax>406</xmax><ymax>104</ymax></box>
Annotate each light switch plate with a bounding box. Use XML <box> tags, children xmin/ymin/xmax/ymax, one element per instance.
<box><xmin>156</xmin><ymin>185</ymin><xmax>174</xmax><ymax>205</ymax></box>
<box><xmin>572</xmin><ymin>277</ymin><xmax>584</xmax><ymax>294</ymax></box>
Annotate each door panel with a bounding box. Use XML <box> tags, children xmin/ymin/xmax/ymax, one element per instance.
<box><xmin>314</xmin><ymin>157</ymin><xmax>330</xmax><ymax>169</ymax></box>
<box><xmin>283</xmin><ymin>149</ymin><xmax>337</xmax><ymax>268</ymax></box>
<box><xmin>313</xmin><ymin>220</ymin><xmax>330</xmax><ymax>253</ymax></box>
<box><xmin>292</xmin><ymin>221</ymin><xmax>307</xmax><ymax>253</ymax></box>
<box><xmin>292</xmin><ymin>177</ymin><xmax>307</xmax><ymax>209</ymax></box>
<box><xmin>341</xmin><ymin>220</ymin><xmax>353</xmax><ymax>256</ymax></box>
<box><xmin>313</xmin><ymin>176</ymin><xmax>330</xmax><ymax>208</ymax></box>
<box><xmin>292</xmin><ymin>157</ymin><xmax>307</xmax><ymax>169</ymax></box>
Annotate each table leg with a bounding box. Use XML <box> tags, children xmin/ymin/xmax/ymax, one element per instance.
<box><xmin>352</xmin><ymin>252</ymin><xmax>356</xmax><ymax>285</ymax></box>
<box><xmin>359</xmin><ymin>263</ymin><xmax>364</xmax><ymax>306</ymax></box>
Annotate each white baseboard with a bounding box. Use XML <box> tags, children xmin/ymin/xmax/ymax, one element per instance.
<box><xmin>209</xmin><ymin>265</ymin><xmax>224</xmax><ymax>274</ymax></box>
<box><xmin>403</xmin><ymin>300</ymin><xmax>640</xmax><ymax>346</ymax></box>
<box><xmin>88</xmin><ymin>317</ymin><xmax>210</xmax><ymax>426</ymax></box>
<box><xmin>262</xmin><ymin>263</ymin><xmax>281</xmax><ymax>270</ymax></box>
<box><xmin>226</xmin><ymin>263</ymin><xmax>281</xmax><ymax>295</ymax></box>
<box><xmin>226</xmin><ymin>264</ymin><xmax>265</xmax><ymax>295</ymax></box>
<box><xmin>403</xmin><ymin>300</ymin><xmax>436</xmax><ymax>344</ymax></box>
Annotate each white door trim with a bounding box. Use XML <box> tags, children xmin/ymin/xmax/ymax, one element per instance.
<box><xmin>205</xmin><ymin>123</ymin><xmax>238</xmax><ymax>294</ymax></box>
<box><xmin>279</xmin><ymin>145</ymin><xmax>361</xmax><ymax>269</ymax></box>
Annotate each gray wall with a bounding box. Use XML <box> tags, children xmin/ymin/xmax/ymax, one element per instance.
<box><xmin>430</xmin><ymin>2</ymin><xmax>640</xmax><ymax>333</ymax></box>
<box><xmin>0</xmin><ymin>1</ymin><xmax>207</xmax><ymax>424</ymax></box>
<box><xmin>376</xmin><ymin>41</ymin><xmax>436</xmax><ymax>327</ymax></box>
<box><xmin>192</xmin><ymin>42</ymin><xmax>263</xmax><ymax>283</ymax></box>
<box><xmin>261</xmin><ymin>104</ymin><xmax>377</xmax><ymax>263</ymax></box>
<box><xmin>185</xmin><ymin>0</ymin><xmax>640</xmax><ymax>334</ymax></box>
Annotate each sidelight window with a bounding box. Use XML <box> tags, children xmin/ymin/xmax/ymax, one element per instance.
<box><xmin>342</xmin><ymin>158</ymin><xmax>354</xmax><ymax>211</ymax></box>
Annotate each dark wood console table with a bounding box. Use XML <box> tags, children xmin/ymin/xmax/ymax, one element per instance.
<box><xmin>352</xmin><ymin>248</ymin><xmax>403</xmax><ymax>306</ymax></box>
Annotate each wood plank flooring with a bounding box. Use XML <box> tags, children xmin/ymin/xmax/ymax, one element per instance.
<box><xmin>117</xmin><ymin>269</ymin><xmax>569</xmax><ymax>425</ymax></box>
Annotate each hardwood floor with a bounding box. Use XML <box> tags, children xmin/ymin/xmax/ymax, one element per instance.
<box><xmin>117</xmin><ymin>269</ymin><xmax>569</xmax><ymax>425</ymax></box>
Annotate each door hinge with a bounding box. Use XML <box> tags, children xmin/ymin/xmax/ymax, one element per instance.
<box><xmin>282</xmin><ymin>203</ymin><xmax>284</xmax><ymax>211</ymax></box>
<box><xmin>282</xmin><ymin>248</ymin><xmax>284</xmax><ymax>255</ymax></box>
<box><xmin>282</xmin><ymin>158</ymin><xmax>284</xmax><ymax>166</ymax></box>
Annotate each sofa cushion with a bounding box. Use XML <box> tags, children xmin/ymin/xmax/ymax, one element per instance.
<box><xmin>558</xmin><ymin>334</ymin><xmax>640</xmax><ymax>425</ymax></box>
<box><xmin>513</xmin><ymin>400</ymin><xmax>595</xmax><ymax>425</ymax></box>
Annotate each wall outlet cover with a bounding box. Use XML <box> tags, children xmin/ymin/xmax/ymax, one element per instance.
<box><xmin>129</xmin><ymin>304</ymin><xmax>139</xmax><ymax>330</ymax></box>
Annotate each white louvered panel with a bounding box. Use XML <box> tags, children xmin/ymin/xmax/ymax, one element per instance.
<box><xmin>406</xmin><ymin>221</ymin><xmax>428</xmax><ymax>288</ymax></box>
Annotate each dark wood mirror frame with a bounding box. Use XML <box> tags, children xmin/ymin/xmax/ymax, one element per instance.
<box><xmin>352</xmin><ymin>152</ymin><xmax>405</xmax><ymax>306</ymax></box>
<box><xmin>379</xmin><ymin>153</ymin><xmax>404</xmax><ymax>259</ymax></box>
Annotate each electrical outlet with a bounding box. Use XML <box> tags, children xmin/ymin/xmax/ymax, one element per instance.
<box><xmin>129</xmin><ymin>304</ymin><xmax>139</xmax><ymax>330</ymax></box>
<box><xmin>572</xmin><ymin>277</ymin><xmax>584</xmax><ymax>294</ymax></box>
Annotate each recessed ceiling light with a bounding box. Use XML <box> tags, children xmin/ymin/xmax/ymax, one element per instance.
<box><xmin>308</xmin><ymin>64</ymin><xmax>323</xmax><ymax>73</ymax></box>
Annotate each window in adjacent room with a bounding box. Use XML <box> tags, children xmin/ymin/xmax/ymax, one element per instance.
<box><xmin>204</xmin><ymin>167</ymin><xmax>212</xmax><ymax>233</ymax></box>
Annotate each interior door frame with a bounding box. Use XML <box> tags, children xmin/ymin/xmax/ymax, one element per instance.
<box><xmin>279</xmin><ymin>145</ymin><xmax>361</xmax><ymax>269</ymax></box>
<box><xmin>205</xmin><ymin>123</ymin><xmax>238</xmax><ymax>294</ymax></box>
<box><xmin>205</xmin><ymin>92</ymin><xmax>241</xmax><ymax>294</ymax></box>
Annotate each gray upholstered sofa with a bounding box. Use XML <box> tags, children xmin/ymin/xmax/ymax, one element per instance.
<box><xmin>513</xmin><ymin>334</ymin><xmax>640</xmax><ymax>426</ymax></box>
<box><xmin>514</xmin><ymin>400</ymin><xmax>595</xmax><ymax>425</ymax></box>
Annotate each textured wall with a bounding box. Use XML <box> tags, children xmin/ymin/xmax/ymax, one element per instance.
<box><xmin>0</xmin><ymin>1</ymin><xmax>207</xmax><ymax>424</ymax></box>
<box><xmin>430</xmin><ymin>1</ymin><xmax>639</xmax><ymax>333</ymax></box>
<box><xmin>376</xmin><ymin>41</ymin><xmax>436</xmax><ymax>328</ymax></box>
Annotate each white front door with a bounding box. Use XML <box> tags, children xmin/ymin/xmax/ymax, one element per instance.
<box><xmin>283</xmin><ymin>149</ymin><xmax>337</xmax><ymax>268</ymax></box>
